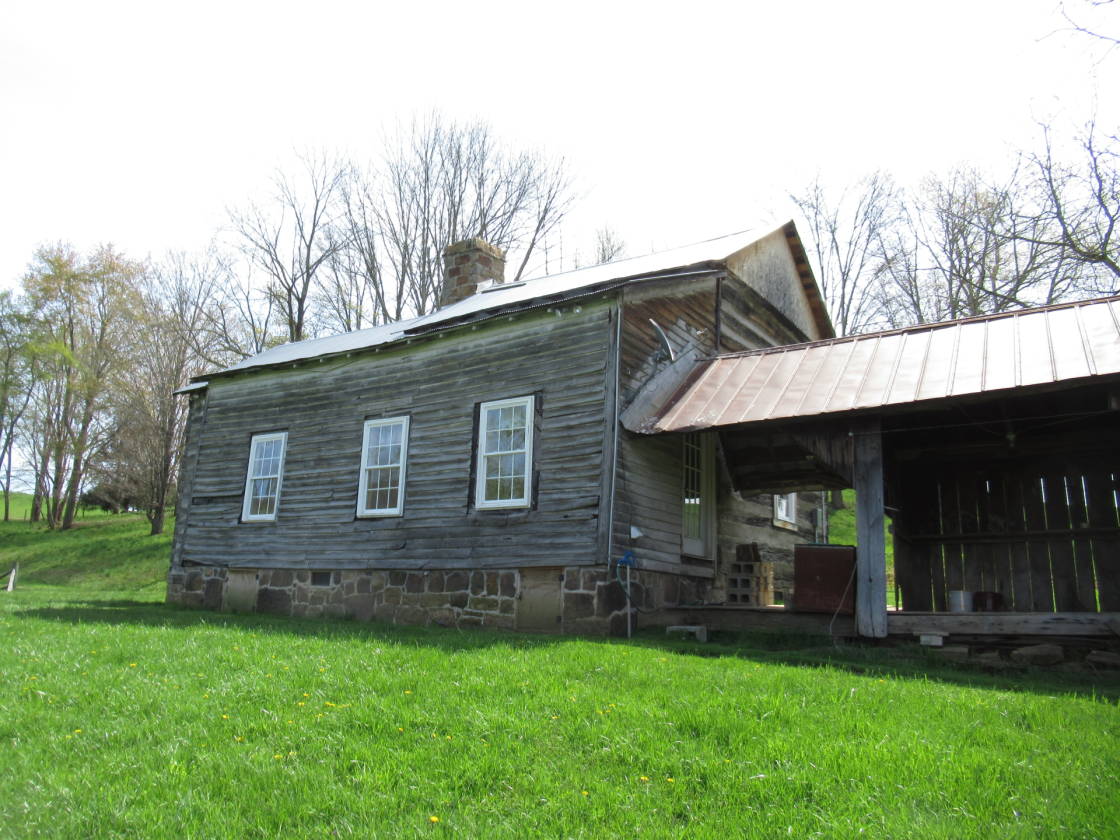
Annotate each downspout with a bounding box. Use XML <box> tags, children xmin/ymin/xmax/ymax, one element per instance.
<box><xmin>605</xmin><ymin>300</ymin><xmax>623</xmax><ymax>573</ymax></box>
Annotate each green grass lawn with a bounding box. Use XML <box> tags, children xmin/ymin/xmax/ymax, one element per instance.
<box><xmin>829</xmin><ymin>489</ymin><xmax>898</xmax><ymax>606</ymax></box>
<box><xmin>0</xmin><ymin>492</ymin><xmax>171</xmax><ymax>595</ymax></box>
<box><xmin>0</xmin><ymin>496</ymin><xmax>1118</xmax><ymax>838</ymax></box>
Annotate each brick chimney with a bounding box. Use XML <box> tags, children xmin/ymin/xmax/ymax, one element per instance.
<box><xmin>440</xmin><ymin>238</ymin><xmax>506</xmax><ymax>308</ymax></box>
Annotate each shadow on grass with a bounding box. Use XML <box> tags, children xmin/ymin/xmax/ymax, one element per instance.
<box><xmin>9</xmin><ymin>594</ymin><xmax>1119</xmax><ymax>700</ymax></box>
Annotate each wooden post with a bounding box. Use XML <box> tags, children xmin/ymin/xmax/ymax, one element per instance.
<box><xmin>853</xmin><ymin>418</ymin><xmax>887</xmax><ymax>638</ymax></box>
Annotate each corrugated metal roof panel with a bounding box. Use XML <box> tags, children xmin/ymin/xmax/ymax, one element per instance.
<box><xmin>212</xmin><ymin>228</ymin><xmax>776</xmax><ymax>376</ymax></box>
<box><xmin>643</xmin><ymin>296</ymin><xmax>1120</xmax><ymax>433</ymax></box>
<box><xmin>1049</xmin><ymin>306</ymin><xmax>1092</xmax><ymax>381</ymax></box>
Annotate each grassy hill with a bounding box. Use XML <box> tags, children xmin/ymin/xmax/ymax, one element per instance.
<box><xmin>0</xmin><ymin>492</ymin><xmax>170</xmax><ymax>595</ymax></box>
<box><xmin>829</xmin><ymin>489</ymin><xmax>896</xmax><ymax>603</ymax></box>
<box><xmin>0</xmin><ymin>496</ymin><xmax>1117</xmax><ymax>837</ymax></box>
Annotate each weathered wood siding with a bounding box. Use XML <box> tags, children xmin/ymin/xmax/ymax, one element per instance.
<box><xmin>619</xmin><ymin>275</ymin><xmax>719</xmax><ymax>407</ymax></box>
<box><xmin>177</xmin><ymin>299</ymin><xmax>614</xmax><ymax>570</ymax></box>
<box><xmin>611</xmin><ymin>273</ymin><xmax>819</xmax><ymax>583</ymax></box>
<box><xmin>171</xmin><ymin>391</ymin><xmax>207</xmax><ymax>568</ymax></box>
<box><xmin>614</xmin><ymin>277</ymin><xmax>719</xmax><ymax>573</ymax></box>
<box><xmin>717</xmin><ymin>277</ymin><xmax>809</xmax><ymax>353</ymax></box>
<box><xmin>725</xmin><ymin>227</ymin><xmax>827</xmax><ymax>341</ymax></box>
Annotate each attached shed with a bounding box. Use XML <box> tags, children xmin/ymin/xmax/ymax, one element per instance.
<box><xmin>633</xmin><ymin>296</ymin><xmax>1120</xmax><ymax>640</ymax></box>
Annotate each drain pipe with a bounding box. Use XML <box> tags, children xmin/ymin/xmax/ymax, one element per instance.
<box><xmin>617</xmin><ymin>550</ymin><xmax>636</xmax><ymax>638</ymax></box>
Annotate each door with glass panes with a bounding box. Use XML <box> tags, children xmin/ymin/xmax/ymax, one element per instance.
<box><xmin>681</xmin><ymin>432</ymin><xmax>715</xmax><ymax>559</ymax></box>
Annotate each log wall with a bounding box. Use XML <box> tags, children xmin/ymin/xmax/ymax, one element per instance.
<box><xmin>176</xmin><ymin>298</ymin><xmax>614</xmax><ymax>571</ymax></box>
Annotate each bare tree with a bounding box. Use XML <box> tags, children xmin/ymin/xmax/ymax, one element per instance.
<box><xmin>101</xmin><ymin>263</ymin><xmax>210</xmax><ymax>535</ymax></box>
<box><xmin>1026</xmin><ymin>121</ymin><xmax>1119</xmax><ymax>292</ymax></box>
<box><xmin>792</xmin><ymin>172</ymin><xmax>900</xmax><ymax>335</ymax></box>
<box><xmin>875</xmin><ymin>165</ymin><xmax>1092</xmax><ymax>327</ymax></box>
<box><xmin>162</xmin><ymin>249</ymin><xmax>275</xmax><ymax>367</ymax></box>
<box><xmin>318</xmin><ymin>165</ymin><xmax>402</xmax><ymax>330</ymax></box>
<box><xmin>376</xmin><ymin>115</ymin><xmax>574</xmax><ymax>317</ymax></box>
<box><xmin>1060</xmin><ymin>0</ymin><xmax>1119</xmax><ymax>49</ymax></box>
<box><xmin>593</xmin><ymin>226</ymin><xmax>627</xmax><ymax>264</ymax></box>
<box><xmin>229</xmin><ymin>153</ymin><xmax>348</xmax><ymax>342</ymax></box>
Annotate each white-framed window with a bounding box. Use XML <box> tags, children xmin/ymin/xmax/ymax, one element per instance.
<box><xmin>774</xmin><ymin>492</ymin><xmax>798</xmax><ymax>527</ymax></box>
<box><xmin>357</xmin><ymin>416</ymin><xmax>410</xmax><ymax>517</ymax></box>
<box><xmin>476</xmin><ymin>395</ymin><xmax>534</xmax><ymax>509</ymax></box>
<box><xmin>241</xmin><ymin>432</ymin><xmax>288</xmax><ymax>522</ymax></box>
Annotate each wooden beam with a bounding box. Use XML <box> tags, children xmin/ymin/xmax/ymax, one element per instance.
<box><xmin>853</xmin><ymin>417</ymin><xmax>888</xmax><ymax>637</ymax></box>
<box><xmin>888</xmin><ymin>611</ymin><xmax>1120</xmax><ymax>637</ymax></box>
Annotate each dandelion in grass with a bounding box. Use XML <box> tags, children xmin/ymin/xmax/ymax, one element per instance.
<box><xmin>581</xmin><ymin>790</ymin><xmax>589</xmax><ymax>797</ymax></box>
<box><xmin>73</xmin><ymin>729</ymin><xmax>81</xmax><ymax>734</ymax></box>
<box><xmin>273</xmin><ymin>754</ymin><xmax>283</xmax><ymax>760</ymax></box>
<box><xmin>222</xmin><ymin>714</ymin><xmax>229</xmax><ymax>720</ymax></box>
<box><xmin>666</xmin><ymin>777</ymin><xmax>675</xmax><ymax>783</ymax></box>
<box><xmin>639</xmin><ymin>776</ymin><xmax>650</xmax><ymax>782</ymax></box>
<box><xmin>429</xmin><ymin>816</ymin><xmax>439</xmax><ymax>824</ymax></box>
<box><xmin>129</xmin><ymin>663</ymin><xmax>137</xmax><ymax>668</ymax></box>
<box><xmin>405</xmin><ymin>690</ymin><xmax>413</xmax><ymax>695</ymax></box>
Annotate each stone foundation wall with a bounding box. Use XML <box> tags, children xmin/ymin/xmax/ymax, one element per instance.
<box><xmin>562</xmin><ymin>566</ymin><xmax>711</xmax><ymax>634</ymax></box>
<box><xmin>166</xmin><ymin>563</ymin><xmax>711</xmax><ymax>636</ymax></box>
<box><xmin>167</xmin><ymin>565</ymin><xmax>228</xmax><ymax>610</ymax></box>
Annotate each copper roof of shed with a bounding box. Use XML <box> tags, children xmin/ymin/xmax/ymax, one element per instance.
<box><xmin>640</xmin><ymin>295</ymin><xmax>1120</xmax><ymax>433</ymax></box>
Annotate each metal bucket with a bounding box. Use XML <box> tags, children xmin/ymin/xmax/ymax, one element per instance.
<box><xmin>948</xmin><ymin>590</ymin><xmax>973</xmax><ymax>613</ymax></box>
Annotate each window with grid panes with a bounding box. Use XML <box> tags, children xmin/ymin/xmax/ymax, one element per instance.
<box><xmin>476</xmin><ymin>396</ymin><xmax>534</xmax><ymax>509</ymax></box>
<box><xmin>357</xmin><ymin>416</ymin><xmax>409</xmax><ymax>516</ymax></box>
<box><xmin>681</xmin><ymin>432</ymin><xmax>713</xmax><ymax>557</ymax></box>
<box><xmin>241</xmin><ymin>432</ymin><xmax>287</xmax><ymax>521</ymax></box>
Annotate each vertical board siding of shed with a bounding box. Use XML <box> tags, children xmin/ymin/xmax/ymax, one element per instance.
<box><xmin>181</xmin><ymin>302</ymin><xmax>613</xmax><ymax>570</ymax></box>
<box><xmin>1085</xmin><ymin>468</ymin><xmax>1120</xmax><ymax>610</ymax></box>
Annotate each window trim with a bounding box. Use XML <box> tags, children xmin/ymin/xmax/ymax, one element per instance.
<box><xmin>356</xmin><ymin>415</ymin><xmax>410</xmax><ymax>518</ymax></box>
<box><xmin>773</xmin><ymin>491</ymin><xmax>798</xmax><ymax>529</ymax></box>
<box><xmin>475</xmin><ymin>395</ymin><xmax>535</xmax><ymax>510</ymax></box>
<box><xmin>241</xmin><ymin>431</ymin><xmax>288</xmax><ymax>522</ymax></box>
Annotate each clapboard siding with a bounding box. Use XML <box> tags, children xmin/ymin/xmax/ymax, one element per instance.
<box><xmin>619</xmin><ymin>276</ymin><xmax>719</xmax><ymax>406</ymax></box>
<box><xmin>611</xmin><ymin>268</ymin><xmax>820</xmax><ymax>580</ymax></box>
<box><xmin>613</xmin><ymin>277</ymin><xmax>718</xmax><ymax>572</ymax></box>
<box><xmin>179</xmin><ymin>301</ymin><xmax>613</xmax><ymax>570</ymax></box>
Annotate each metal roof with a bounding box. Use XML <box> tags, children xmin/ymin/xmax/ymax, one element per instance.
<box><xmin>639</xmin><ymin>295</ymin><xmax>1120</xmax><ymax>433</ymax></box>
<box><xmin>210</xmin><ymin>224</ymin><xmax>826</xmax><ymax>378</ymax></box>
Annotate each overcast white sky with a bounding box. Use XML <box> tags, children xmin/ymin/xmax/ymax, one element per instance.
<box><xmin>1</xmin><ymin>0</ymin><xmax>1116</xmax><ymax>290</ymax></box>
